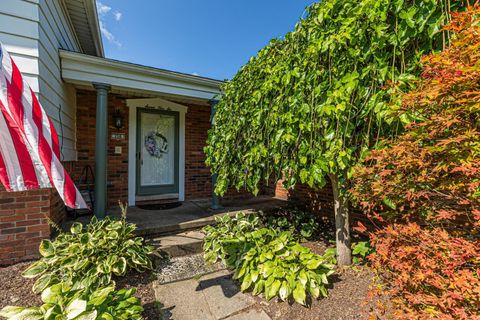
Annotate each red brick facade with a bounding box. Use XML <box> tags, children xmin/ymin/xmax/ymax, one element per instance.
<box><xmin>0</xmin><ymin>186</ymin><xmax>63</xmax><ymax>266</ymax></box>
<box><xmin>275</xmin><ymin>180</ymin><xmax>367</xmax><ymax>224</ymax></box>
<box><xmin>73</xmin><ymin>90</ymin><xmax>258</xmax><ymax>206</ymax></box>
<box><xmin>73</xmin><ymin>90</ymin><xmax>130</xmax><ymax>207</ymax></box>
<box><xmin>275</xmin><ymin>181</ymin><xmax>334</xmax><ymax>217</ymax></box>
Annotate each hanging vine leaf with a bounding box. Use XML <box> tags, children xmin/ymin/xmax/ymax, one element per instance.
<box><xmin>205</xmin><ymin>0</ymin><xmax>459</xmax><ymax>197</ymax></box>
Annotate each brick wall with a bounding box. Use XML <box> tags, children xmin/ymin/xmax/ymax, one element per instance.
<box><xmin>184</xmin><ymin>102</ymin><xmax>212</xmax><ymax>199</ymax></box>
<box><xmin>275</xmin><ymin>179</ymin><xmax>367</xmax><ymax>225</ymax></box>
<box><xmin>0</xmin><ymin>186</ymin><xmax>61</xmax><ymax>266</ymax></box>
<box><xmin>275</xmin><ymin>181</ymin><xmax>335</xmax><ymax>217</ymax></box>
<box><xmin>74</xmin><ymin>90</ymin><xmax>129</xmax><ymax>208</ymax></box>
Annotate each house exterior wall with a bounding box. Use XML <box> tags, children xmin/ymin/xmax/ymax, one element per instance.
<box><xmin>74</xmin><ymin>90</ymin><xmax>130</xmax><ymax>208</ymax></box>
<box><xmin>0</xmin><ymin>0</ymin><xmax>80</xmax><ymax>161</ymax></box>
<box><xmin>74</xmin><ymin>90</ymin><xmax>259</xmax><ymax>209</ymax></box>
<box><xmin>0</xmin><ymin>0</ymin><xmax>40</xmax><ymax>93</ymax></box>
<box><xmin>0</xmin><ymin>0</ymin><xmax>83</xmax><ymax>265</ymax></box>
<box><xmin>38</xmin><ymin>0</ymin><xmax>81</xmax><ymax>161</ymax></box>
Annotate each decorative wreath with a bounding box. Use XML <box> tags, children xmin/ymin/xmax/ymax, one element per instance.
<box><xmin>144</xmin><ymin>131</ymin><xmax>169</xmax><ymax>158</ymax></box>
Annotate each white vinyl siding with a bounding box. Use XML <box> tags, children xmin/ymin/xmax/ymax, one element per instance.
<box><xmin>0</xmin><ymin>0</ymin><xmax>40</xmax><ymax>92</ymax></box>
<box><xmin>0</xmin><ymin>0</ymin><xmax>80</xmax><ymax>161</ymax></box>
<box><xmin>38</xmin><ymin>0</ymin><xmax>81</xmax><ymax>161</ymax></box>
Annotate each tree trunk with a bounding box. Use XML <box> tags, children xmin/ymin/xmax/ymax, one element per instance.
<box><xmin>329</xmin><ymin>174</ymin><xmax>352</xmax><ymax>266</ymax></box>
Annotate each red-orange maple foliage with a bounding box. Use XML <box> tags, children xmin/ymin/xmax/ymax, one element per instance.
<box><xmin>352</xmin><ymin>5</ymin><xmax>480</xmax><ymax>319</ymax></box>
<box><xmin>352</xmin><ymin>6</ymin><xmax>480</xmax><ymax>229</ymax></box>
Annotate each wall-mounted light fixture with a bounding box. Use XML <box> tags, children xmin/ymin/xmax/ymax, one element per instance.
<box><xmin>113</xmin><ymin>109</ymin><xmax>124</xmax><ymax>130</ymax></box>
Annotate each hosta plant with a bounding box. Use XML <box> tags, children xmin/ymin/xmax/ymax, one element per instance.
<box><xmin>203</xmin><ymin>213</ymin><xmax>260</xmax><ymax>264</ymax></box>
<box><xmin>0</xmin><ymin>282</ymin><xmax>143</xmax><ymax>320</ymax></box>
<box><xmin>203</xmin><ymin>213</ymin><xmax>335</xmax><ymax>305</ymax></box>
<box><xmin>23</xmin><ymin>215</ymin><xmax>155</xmax><ymax>293</ymax></box>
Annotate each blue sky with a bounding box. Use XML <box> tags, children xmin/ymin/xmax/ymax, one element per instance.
<box><xmin>96</xmin><ymin>1</ymin><xmax>316</xmax><ymax>80</ymax></box>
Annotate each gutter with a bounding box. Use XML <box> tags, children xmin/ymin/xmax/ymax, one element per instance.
<box><xmin>59</xmin><ymin>50</ymin><xmax>223</xmax><ymax>89</ymax></box>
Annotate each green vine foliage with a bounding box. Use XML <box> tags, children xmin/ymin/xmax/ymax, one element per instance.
<box><xmin>206</xmin><ymin>0</ymin><xmax>461</xmax><ymax>195</ymax></box>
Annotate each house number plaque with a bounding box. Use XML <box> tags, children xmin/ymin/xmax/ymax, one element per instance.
<box><xmin>111</xmin><ymin>133</ymin><xmax>125</xmax><ymax>140</ymax></box>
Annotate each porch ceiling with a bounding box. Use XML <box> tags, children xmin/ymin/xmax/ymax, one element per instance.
<box><xmin>59</xmin><ymin>50</ymin><xmax>223</xmax><ymax>101</ymax></box>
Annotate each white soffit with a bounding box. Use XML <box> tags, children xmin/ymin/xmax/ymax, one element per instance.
<box><xmin>60</xmin><ymin>50</ymin><xmax>222</xmax><ymax>100</ymax></box>
<box><xmin>62</xmin><ymin>0</ymin><xmax>104</xmax><ymax>56</ymax></box>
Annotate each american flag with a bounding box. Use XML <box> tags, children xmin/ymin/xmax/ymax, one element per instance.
<box><xmin>0</xmin><ymin>42</ymin><xmax>87</xmax><ymax>209</ymax></box>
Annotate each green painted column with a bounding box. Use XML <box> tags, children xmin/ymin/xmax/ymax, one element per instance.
<box><xmin>93</xmin><ymin>83</ymin><xmax>110</xmax><ymax>218</ymax></box>
<box><xmin>210</xmin><ymin>99</ymin><xmax>222</xmax><ymax>210</ymax></box>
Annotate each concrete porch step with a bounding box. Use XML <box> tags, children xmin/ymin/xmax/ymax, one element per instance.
<box><xmin>135</xmin><ymin>210</ymin><xmax>227</xmax><ymax>237</ymax></box>
<box><xmin>149</xmin><ymin>230</ymin><xmax>206</xmax><ymax>258</ymax></box>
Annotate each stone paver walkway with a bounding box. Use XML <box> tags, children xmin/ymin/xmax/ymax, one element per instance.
<box><xmin>154</xmin><ymin>270</ymin><xmax>271</xmax><ymax>320</ymax></box>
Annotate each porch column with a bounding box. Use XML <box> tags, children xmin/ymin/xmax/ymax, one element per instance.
<box><xmin>93</xmin><ymin>83</ymin><xmax>110</xmax><ymax>218</ymax></box>
<box><xmin>210</xmin><ymin>99</ymin><xmax>222</xmax><ymax>210</ymax></box>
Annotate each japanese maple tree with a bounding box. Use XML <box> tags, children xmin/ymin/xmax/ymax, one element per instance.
<box><xmin>352</xmin><ymin>5</ymin><xmax>480</xmax><ymax>318</ymax></box>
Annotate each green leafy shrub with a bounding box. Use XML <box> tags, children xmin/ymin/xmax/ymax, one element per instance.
<box><xmin>202</xmin><ymin>213</ymin><xmax>260</xmax><ymax>264</ymax></box>
<box><xmin>203</xmin><ymin>213</ymin><xmax>335</xmax><ymax>305</ymax></box>
<box><xmin>23</xmin><ymin>216</ymin><xmax>155</xmax><ymax>293</ymax></box>
<box><xmin>351</xmin><ymin>241</ymin><xmax>374</xmax><ymax>264</ymax></box>
<box><xmin>0</xmin><ymin>283</ymin><xmax>143</xmax><ymax>320</ymax></box>
<box><xmin>262</xmin><ymin>207</ymin><xmax>319</xmax><ymax>240</ymax></box>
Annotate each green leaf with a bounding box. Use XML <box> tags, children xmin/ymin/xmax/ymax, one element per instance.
<box><xmin>298</xmin><ymin>270</ymin><xmax>308</xmax><ymax>286</ymax></box>
<box><xmin>112</xmin><ymin>257</ymin><xmax>127</xmax><ymax>275</ymax></box>
<box><xmin>252</xmin><ymin>280</ymin><xmax>265</xmax><ymax>296</ymax></box>
<box><xmin>308</xmin><ymin>284</ymin><xmax>320</xmax><ymax>299</ymax></box>
<box><xmin>240</xmin><ymin>273</ymin><xmax>252</xmax><ymax>292</ymax></box>
<box><xmin>293</xmin><ymin>283</ymin><xmax>306</xmax><ymax>305</ymax></box>
<box><xmin>250</xmin><ymin>269</ymin><xmax>259</xmax><ymax>283</ymax></box>
<box><xmin>279</xmin><ymin>281</ymin><xmax>290</xmax><ymax>301</ymax></box>
<box><xmin>74</xmin><ymin>311</ymin><xmax>98</xmax><ymax>320</ymax></box>
<box><xmin>319</xmin><ymin>285</ymin><xmax>328</xmax><ymax>297</ymax></box>
<box><xmin>33</xmin><ymin>274</ymin><xmax>53</xmax><ymax>294</ymax></box>
<box><xmin>22</xmin><ymin>261</ymin><xmax>47</xmax><ymax>279</ymax></box>
<box><xmin>88</xmin><ymin>286</ymin><xmax>115</xmax><ymax>306</ymax></box>
<box><xmin>70</xmin><ymin>222</ymin><xmax>83</xmax><ymax>234</ymax></box>
<box><xmin>39</xmin><ymin>240</ymin><xmax>55</xmax><ymax>257</ymax></box>
<box><xmin>382</xmin><ymin>197</ymin><xmax>397</xmax><ymax>210</ymax></box>
<box><xmin>306</xmin><ymin>259</ymin><xmax>322</xmax><ymax>270</ymax></box>
<box><xmin>0</xmin><ymin>306</ymin><xmax>43</xmax><ymax>320</ymax></box>
<box><xmin>65</xmin><ymin>299</ymin><xmax>87</xmax><ymax>320</ymax></box>
<box><xmin>268</xmin><ymin>280</ymin><xmax>281</xmax><ymax>299</ymax></box>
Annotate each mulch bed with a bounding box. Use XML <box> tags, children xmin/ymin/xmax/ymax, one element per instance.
<box><xmin>0</xmin><ymin>261</ymin><xmax>159</xmax><ymax>320</ymax></box>
<box><xmin>0</xmin><ymin>261</ymin><xmax>41</xmax><ymax>310</ymax></box>
<box><xmin>256</xmin><ymin>266</ymin><xmax>374</xmax><ymax>320</ymax></box>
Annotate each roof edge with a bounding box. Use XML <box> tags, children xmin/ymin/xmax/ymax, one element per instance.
<box><xmin>59</xmin><ymin>49</ymin><xmax>223</xmax><ymax>88</ymax></box>
<box><xmin>84</xmin><ymin>0</ymin><xmax>104</xmax><ymax>57</ymax></box>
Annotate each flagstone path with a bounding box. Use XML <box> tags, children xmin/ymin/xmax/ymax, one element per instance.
<box><xmin>153</xmin><ymin>255</ymin><xmax>271</xmax><ymax>320</ymax></box>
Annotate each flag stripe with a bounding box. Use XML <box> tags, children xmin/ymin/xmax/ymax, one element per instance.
<box><xmin>0</xmin><ymin>151</ymin><xmax>10</xmax><ymax>191</ymax></box>
<box><xmin>0</xmin><ymin>98</ymin><xmax>39</xmax><ymax>189</ymax></box>
<box><xmin>0</xmin><ymin>42</ymin><xmax>87</xmax><ymax>209</ymax></box>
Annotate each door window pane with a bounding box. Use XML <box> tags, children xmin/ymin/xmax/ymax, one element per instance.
<box><xmin>140</xmin><ymin>112</ymin><xmax>175</xmax><ymax>186</ymax></box>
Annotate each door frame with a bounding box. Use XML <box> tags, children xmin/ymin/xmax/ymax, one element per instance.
<box><xmin>127</xmin><ymin>98</ymin><xmax>188</xmax><ymax>205</ymax></box>
<box><xmin>136</xmin><ymin>108</ymin><xmax>179</xmax><ymax>196</ymax></box>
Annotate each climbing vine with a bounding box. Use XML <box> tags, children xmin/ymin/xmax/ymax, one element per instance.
<box><xmin>206</xmin><ymin>0</ymin><xmax>460</xmax><ymax>196</ymax></box>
